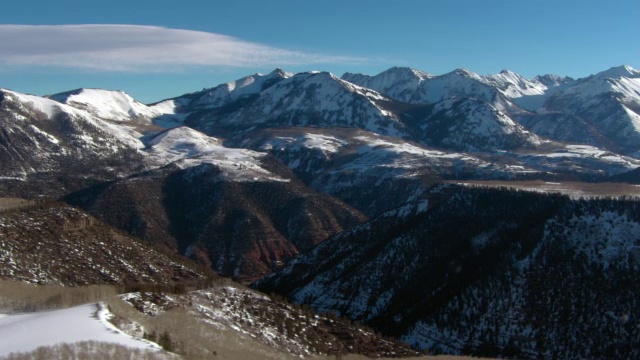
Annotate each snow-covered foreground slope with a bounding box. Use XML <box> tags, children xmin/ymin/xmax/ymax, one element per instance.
<box><xmin>0</xmin><ymin>303</ymin><xmax>161</xmax><ymax>356</ymax></box>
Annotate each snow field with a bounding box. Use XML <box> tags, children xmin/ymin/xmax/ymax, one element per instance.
<box><xmin>0</xmin><ymin>302</ymin><xmax>161</xmax><ymax>356</ymax></box>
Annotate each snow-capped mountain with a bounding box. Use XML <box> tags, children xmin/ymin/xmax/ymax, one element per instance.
<box><xmin>0</xmin><ymin>88</ymin><xmax>146</xmax><ymax>197</ymax></box>
<box><xmin>146</xmin><ymin>68</ymin><xmax>295</xmax><ymax>128</ymax></box>
<box><xmin>343</xmin><ymin>65</ymin><xmax>640</xmax><ymax>157</ymax></box>
<box><xmin>343</xmin><ymin>67</ymin><xmax>507</xmax><ymax>106</ymax></box>
<box><xmin>540</xmin><ymin>65</ymin><xmax>640</xmax><ymax>154</ymax></box>
<box><xmin>3</xmin><ymin>64</ymin><xmax>640</xmax><ymax>201</ymax></box>
<box><xmin>167</xmin><ymin>68</ymin><xmax>293</xmax><ymax>111</ymax></box>
<box><xmin>342</xmin><ymin>67</ymin><xmax>433</xmax><ymax>103</ymax></box>
<box><xmin>534</xmin><ymin>73</ymin><xmax>574</xmax><ymax>88</ymax></box>
<box><xmin>343</xmin><ymin>66</ymin><xmax>568</xmax><ymax>104</ymax></box>
<box><xmin>158</xmin><ymin>71</ymin><xmax>407</xmax><ymax>138</ymax></box>
<box><xmin>48</xmin><ymin>88</ymin><xmax>162</xmax><ymax>122</ymax></box>
<box><xmin>406</xmin><ymin>97</ymin><xmax>542</xmax><ymax>151</ymax></box>
<box><xmin>480</xmin><ymin>69</ymin><xmax>549</xmax><ymax>98</ymax></box>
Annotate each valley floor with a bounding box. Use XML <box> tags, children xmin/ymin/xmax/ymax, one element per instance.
<box><xmin>446</xmin><ymin>180</ymin><xmax>640</xmax><ymax>198</ymax></box>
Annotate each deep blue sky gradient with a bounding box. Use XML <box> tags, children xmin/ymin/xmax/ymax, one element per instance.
<box><xmin>1</xmin><ymin>0</ymin><xmax>638</xmax><ymax>103</ymax></box>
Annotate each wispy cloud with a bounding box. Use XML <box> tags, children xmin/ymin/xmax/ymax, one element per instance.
<box><xmin>0</xmin><ymin>24</ymin><xmax>363</xmax><ymax>72</ymax></box>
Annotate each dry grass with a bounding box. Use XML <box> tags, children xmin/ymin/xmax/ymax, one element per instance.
<box><xmin>106</xmin><ymin>296</ymin><xmax>302</xmax><ymax>360</ymax></box>
<box><xmin>0</xmin><ymin>280</ymin><xmax>117</xmax><ymax>313</ymax></box>
<box><xmin>106</xmin><ymin>294</ymin><xmax>487</xmax><ymax>360</ymax></box>
<box><xmin>0</xmin><ymin>198</ymin><xmax>34</xmax><ymax>211</ymax></box>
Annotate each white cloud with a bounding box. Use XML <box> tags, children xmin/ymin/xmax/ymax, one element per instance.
<box><xmin>0</xmin><ymin>24</ymin><xmax>363</xmax><ymax>72</ymax></box>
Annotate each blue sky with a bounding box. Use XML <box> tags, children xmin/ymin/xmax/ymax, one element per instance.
<box><xmin>0</xmin><ymin>0</ymin><xmax>638</xmax><ymax>103</ymax></box>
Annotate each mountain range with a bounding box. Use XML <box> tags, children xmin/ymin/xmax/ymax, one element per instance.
<box><xmin>2</xmin><ymin>64</ymin><xmax>640</xmax><ymax>358</ymax></box>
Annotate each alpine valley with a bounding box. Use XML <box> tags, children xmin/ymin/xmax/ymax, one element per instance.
<box><xmin>2</xmin><ymin>65</ymin><xmax>640</xmax><ymax>359</ymax></box>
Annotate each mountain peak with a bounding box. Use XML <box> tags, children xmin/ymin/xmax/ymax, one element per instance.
<box><xmin>49</xmin><ymin>87</ymin><xmax>129</xmax><ymax>100</ymax></box>
<box><xmin>534</xmin><ymin>73</ymin><xmax>574</xmax><ymax>87</ymax></box>
<box><xmin>267</xmin><ymin>67</ymin><xmax>294</xmax><ymax>78</ymax></box>
<box><xmin>48</xmin><ymin>88</ymin><xmax>158</xmax><ymax>122</ymax></box>
<box><xmin>383</xmin><ymin>66</ymin><xmax>432</xmax><ymax>79</ymax></box>
<box><xmin>445</xmin><ymin>68</ymin><xmax>480</xmax><ymax>79</ymax></box>
<box><xmin>594</xmin><ymin>65</ymin><xmax>640</xmax><ymax>79</ymax></box>
<box><xmin>491</xmin><ymin>69</ymin><xmax>529</xmax><ymax>82</ymax></box>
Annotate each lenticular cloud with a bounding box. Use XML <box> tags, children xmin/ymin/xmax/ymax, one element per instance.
<box><xmin>0</xmin><ymin>24</ymin><xmax>357</xmax><ymax>72</ymax></box>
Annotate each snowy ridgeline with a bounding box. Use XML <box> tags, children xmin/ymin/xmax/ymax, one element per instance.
<box><xmin>2</xmin><ymin>63</ymin><xmax>640</xmax><ymax>195</ymax></box>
